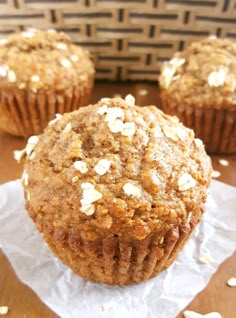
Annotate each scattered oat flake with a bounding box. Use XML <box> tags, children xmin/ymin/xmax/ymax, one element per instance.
<box><xmin>13</xmin><ymin>149</ymin><xmax>26</xmax><ymax>162</ymax></box>
<box><xmin>22</xmin><ymin>170</ymin><xmax>29</xmax><ymax>186</ymax></box>
<box><xmin>81</xmin><ymin>182</ymin><xmax>95</xmax><ymax>190</ymax></box>
<box><xmin>162</xmin><ymin>65</ymin><xmax>176</xmax><ymax>87</ymax></box>
<box><xmin>29</xmin><ymin>151</ymin><xmax>36</xmax><ymax>161</ymax></box>
<box><xmin>56</xmin><ymin>42</ymin><xmax>68</xmax><ymax>50</ymax></box>
<box><xmin>101</xmin><ymin>301</ymin><xmax>115</xmax><ymax>312</ymax></box>
<box><xmin>63</xmin><ymin>122</ymin><xmax>72</xmax><ymax>133</ymax></box>
<box><xmin>125</xmin><ymin>94</ymin><xmax>135</xmax><ymax>106</ymax></box>
<box><xmin>113</xmin><ymin>94</ymin><xmax>121</xmax><ymax>98</ymax></box>
<box><xmin>73</xmin><ymin>161</ymin><xmax>88</xmax><ymax>174</ymax></box>
<box><xmin>208</xmin><ymin>69</ymin><xmax>226</xmax><ymax>87</ymax></box>
<box><xmin>138</xmin><ymin>89</ymin><xmax>148</xmax><ymax>96</ymax></box>
<box><xmin>60</xmin><ymin>58</ymin><xmax>71</xmax><ymax>68</ymax></box>
<box><xmin>183</xmin><ymin>311</ymin><xmax>205</xmax><ymax>318</ymax></box>
<box><xmin>178</xmin><ymin>173</ymin><xmax>196</xmax><ymax>191</ymax></box>
<box><xmin>108</xmin><ymin>119</ymin><xmax>124</xmax><ymax>133</ymax></box>
<box><xmin>227</xmin><ymin>277</ymin><xmax>236</xmax><ymax>287</ymax></box>
<box><xmin>80</xmin><ymin>204</ymin><xmax>95</xmax><ymax>216</ymax></box>
<box><xmin>123</xmin><ymin>183</ymin><xmax>141</xmax><ymax>197</ymax></box>
<box><xmin>0</xmin><ymin>38</ymin><xmax>7</xmax><ymax>45</ymax></box>
<box><xmin>49</xmin><ymin>113</ymin><xmax>62</xmax><ymax>125</ymax></box>
<box><xmin>7</xmin><ymin>70</ymin><xmax>16</xmax><ymax>83</ymax></box>
<box><xmin>0</xmin><ymin>306</ymin><xmax>9</xmax><ymax>315</ymax></box>
<box><xmin>199</xmin><ymin>254</ymin><xmax>212</xmax><ymax>264</ymax></box>
<box><xmin>211</xmin><ymin>170</ymin><xmax>221</xmax><ymax>178</ymax></box>
<box><xmin>104</xmin><ymin>107</ymin><xmax>124</xmax><ymax>122</ymax></box>
<box><xmin>97</xmin><ymin>105</ymin><xmax>108</xmax><ymax>115</ymax></box>
<box><xmin>121</xmin><ymin>122</ymin><xmax>136</xmax><ymax>136</ymax></box>
<box><xmin>31</xmin><ymin>74</ymin><xmax>40</xmax><ymax>82</ymax></box>
<box><xmin>94</xmin><ymin>159</ymin><xmax>111</xmax><ymax>176</ymax></box>
<box><xmin>195</xmin><ymin>138</ymin><xmax>203</xmax><ymax>147</ymax></box>
<box><xmin>0</xmin><ymin>66</ymin><xmax>7</xmax><ymax>77</ymax></box>
<box><xmin>204</xmin><ymin>313</ymin><xmax>222</xmax><ymax>318</ymax></box>
<box><xmin>22</xmin><ymin>31</ymin><xmax>34</xmax><ymax>38</ymax></box>
<box><xmin>71</xmin><ymin>55</ymin><xmax>78</xmax><ymax>62</ymax></box>
<box><xmin>26</xmin><ymin>136</ymin><xmax>39</xmax><ymax>155</ymax></box>
<box><xmin>163</xmin><ymin>126</ymin><xmax>179</xmax><ymax>141</ymax></box>
<box><xmin>219</xmin><ymin>159</ymin><xmax>229</xmax><ymax>166</ymax></box>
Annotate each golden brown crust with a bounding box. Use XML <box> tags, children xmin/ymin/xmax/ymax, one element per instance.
<box><xmin>0</xmin><ymin>29</ymin><xmax>94</xmax><ymax>94</ymax></box>
<box><xmin>21</xmin><ymin>96</ymin><xmax>212</xmax><ymax>285</ymax></box>
<box><xmin>0</xmin><ymin>29</ymin><xmax>94</xmax><ymax>137</ymax></box>
<box><xmin>159</xmin><ymin>37</ymin><xmax>236</xmax><ymax>110</ymax></box>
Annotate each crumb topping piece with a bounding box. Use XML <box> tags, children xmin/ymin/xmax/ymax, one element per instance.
<box><xmin>0</xmin><ymin>306</ymin><xmax>9</xmax><ymax>315</ymax></box>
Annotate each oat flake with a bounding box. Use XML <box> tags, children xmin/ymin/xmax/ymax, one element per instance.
<box><xmin>121</xmin><ymin>122</ymin><xmax>136</xmax><ymax>137</ymax></box>
<box><xmin>178</xmin><ymin>173</ymin><xmax>196</xmax><ymax>191</ymax></box>
<box><xmin>13</xmin><ymin>149</ymin><xmax>26</xmax><ymax>162</ymax></box>
<box><xmin>227</xmin><ymin>277</ymin><xmax>236</xmax><ymax>287</ymax></box>
<box><xmin>71</xmin><ymin>55</ymin><xmax>78</xmax><ymax>62</ymax></box>
<box><xmin>208</xmin><ymin>69</ymin><xmax>226</xmax><ymax>87</ymax></box>
<box><xmin>60</xmin><ymin>58</ymin><xmax>71</xmax><ymax>68</ymax></box>
<box><xmin>123</xmin><ymin>183</ymin><xmax>141</xmax><ymax>197</ymax></box>
<box><xmin>73</xmin><ymin>161</ymin><xmax>88</xmax><ymax>174</ymax></box>
<box><xmin>7</xmin><ymin>70</ymin><xmax>16</xmax><ymax>83</ymax></box>
<box><xmin>218</xmin><ymin>159</ymin><xmax>229</xmax><ymax>166</ymax></box>
<box><xmin>94</xmin><ymin>159</ymin><xmax>111</xmax><ymax>176</ymax></box>
<box><xmin>0</xmin><ymin>306</ymin><xmax>9</xmax><ymax>315</ymax></box>
<box><xmin>49</xmin><ymin>113</ymin><xmax>62</xmax><ymax>125</ymax></box>
<box><xmin>211</xmin><ymin>170</ymin><xmax>221</xmax><ymax>178</ymax></box>
<box><xmin>63</xmin><ymin>123</ymin><xmax>72</xmax><ymax>133</ymax></box>
<box><xmin>108</xmin><ymin>119</ymin><xmax>124</xmax><ymax>133</ymax></box>
<box><xmin>125</xmin><ymin>94</ymin><xmax>135</xmax><ymax>106</ymax></box>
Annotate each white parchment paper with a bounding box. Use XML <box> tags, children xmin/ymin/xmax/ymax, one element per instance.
<box><xmin>0</xmin><ymin>179</ymin><xmax>235</xmax><ymax>318</ymax></box>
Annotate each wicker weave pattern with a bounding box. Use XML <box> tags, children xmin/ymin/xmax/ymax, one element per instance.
<box><xmin>0</xmin><ymin>0</ymin><xmax>235</xmax><ymax>81</ymax></box>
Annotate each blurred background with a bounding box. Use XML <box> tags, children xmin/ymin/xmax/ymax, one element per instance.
<box><xmin>0</xmin><ymin>0</ymin><xmax>235</xmax><ymax>81</ymax></box>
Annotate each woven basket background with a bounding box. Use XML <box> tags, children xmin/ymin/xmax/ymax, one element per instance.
<box><xmin>0</xmin><ymin>0</ymin><xmax>235</xmax><ymax>81</ymax></box>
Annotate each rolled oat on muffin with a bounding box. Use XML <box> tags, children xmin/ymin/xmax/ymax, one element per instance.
<box><xmin>18</xmin><ymin>95</ymin><xmax>212</xmax><ymax>285</ymax></box>
<box><xmin>0</xmin><ymin>29</ymin><xmax>94</xmax><ymax>137</ymax></box>
<box><xmin>159</xmin><ymin>37</ymin><xmax>236</xmax><ymax>154</ymax></box>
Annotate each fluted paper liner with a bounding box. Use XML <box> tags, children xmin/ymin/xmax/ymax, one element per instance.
<box><xmin>43</xmin><ymin>212</ymin><xmax>201</xmax><ymax>286</ymax></box>
<box><xmin>160</xmin><ymin>91</ymin><xmax>236</xmax><ymax>154</ymax></box>
<box><xmin>0</xmin><ymin>76</ymin><xmax>94</xmax><ymax>137</ymax></box>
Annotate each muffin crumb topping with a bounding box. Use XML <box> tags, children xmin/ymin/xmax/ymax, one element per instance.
<box><xmin>63</xmin><ymin>123</ymin><xmax>72</xmax><ymax>133</ymax></box>
<box><xmin>80</xmin><ymin>182</ymin><xmax>102</xmax><ymax>215</ymax></box>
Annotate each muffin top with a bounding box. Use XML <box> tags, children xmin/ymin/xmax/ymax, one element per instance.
<box><xmin>19</xmin><ymin>96</ymin><xmax>212</xmax><ymax>240</ymax></box>
<box><xmin>159</xmin><ymin>37</ymin><xmax>236</xmax><ymax>109</ymax></box>
<box><xmin>0</xmin><ymin>29</ymin><xmax>94</xmax><ymax>93</ymax></box>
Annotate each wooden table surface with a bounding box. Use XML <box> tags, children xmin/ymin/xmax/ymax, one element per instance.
<box><xmin>0</xmin><ymin>82</ymin><xmax>235</xmax><ymax>318</ymax></box>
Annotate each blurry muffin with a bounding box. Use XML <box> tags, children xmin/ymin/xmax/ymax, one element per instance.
<box><xmin>19</xmin><ymin>95</ymin><xmax>212</xmax><ymax>285</ymax></box>
<box><xmin>0</xmin><ymin>29</ymin><xmax>94</xmax><ymax>137</ymax></box>
<box><xmin>159</xmin><ymin>37</ymin><xmax>236</xmax><ymax>154</ymax></box>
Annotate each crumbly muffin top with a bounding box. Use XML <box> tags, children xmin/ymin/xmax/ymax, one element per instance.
<box><xmin>159</xmin><ymin>37</ymin><xmax>236</xmax><ymax>109</ymax></box>
<box><xmin>0</xmin><ymin>29</ymin><xmax>94</xmax><ymax>93</ymax></box>
<box><xmin>19</xmin><ymin>96</ymin><xmax>212</xmax><ymax>240</ymax></box>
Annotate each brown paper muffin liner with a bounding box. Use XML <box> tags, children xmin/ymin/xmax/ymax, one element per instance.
<box><xmin>160</xmin><ymin>91</ymin><xmax>236</xmax><ymax>154</ymax></box>
<box><xmin>0</xmin><ymin>76</ymin><xmax>94</xmax><ymax>137</ymax></box>
<box><xmin>41</xmin><ymin>209</ymin><xmax>202</xmax><ymax>286</ymax></box>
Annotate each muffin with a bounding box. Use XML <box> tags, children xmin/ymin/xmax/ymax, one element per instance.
<box><xmin>18</xmin><ymin>95</ymin><xmax>212</xmax><ymax>285</ymax></box>
<box><xmin>159</xmin><ymin>37</ymin><xmax>236</xmax><ymax>154</ymax></box>
<box><xmin>0</xmin><ymin>29</ymin><xmax>94</xmax><ymax>137</ymax></box>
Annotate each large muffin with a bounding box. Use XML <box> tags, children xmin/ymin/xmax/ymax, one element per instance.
<box><xmin>0</xmin><ymin>29</ymin><xmax>94</xmax><ymax>137</ymax></box>
<box><xmin>159</xmin><ymin>37</ymin><xmax>236</xmax><ymax>154</ymax></box>
<box><xmin>19</xmin><ymin>95</ymin><xmax>212</xmax><ymax>285</ymax></box>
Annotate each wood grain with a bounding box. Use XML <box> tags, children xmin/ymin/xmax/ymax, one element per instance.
<box><xmin>0</xmin><ymin>82</ymin><xmax>235</xmax><ymax>318</ymax></box>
